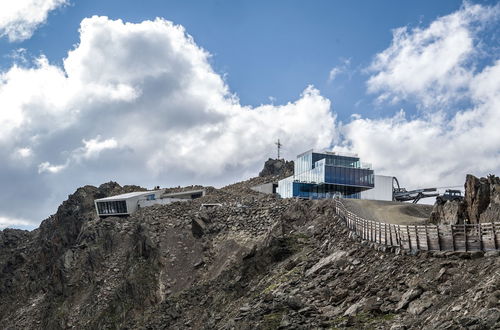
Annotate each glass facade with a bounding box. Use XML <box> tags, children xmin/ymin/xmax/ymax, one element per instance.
<box><xmin>277</xmin><ymin>150</ymin><xmax>374</xmax><ymax>199</ymax></box>
<box><xmin>96</xmin><ymin>200</ymin><xmax>128</xmax><ymax>215</ymax></box>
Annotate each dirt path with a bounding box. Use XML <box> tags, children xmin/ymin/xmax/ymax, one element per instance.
<box><xmin>341</xmin><ymin>199</ymin><xmax>433</xmax><ymax>225</ymax></box>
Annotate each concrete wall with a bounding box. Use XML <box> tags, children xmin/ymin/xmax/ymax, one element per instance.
<box><xmin>361</xmin><ymin>175</ymin><xmax>393</xmax><ymax>201</ymax></box>
<box><xmin>251</xmin><ymin>183</ymin><xmax>277</xmax><ymax>194</ymax></box>
<box><xmin>138</xmin><ymin>198</ymin><xmax>187</xmax><ymax>208</ymax></box>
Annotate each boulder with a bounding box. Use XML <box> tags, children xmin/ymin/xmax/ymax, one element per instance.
<box><xmin>191</xmin><ymin>218</ymin><xmax>207</xmax><ymax>238</ymax></box>
<box><xmin>305</xmin><ymin>251</ymin><xmax>348</xmax><ymax>277</ymax></box>
<box><xmin>396</xmin><ymin>287</ymin><xmax>423</xmax><ymax>311</ymax></box>
<box><xmin>430</xmin><ymin>200</ymin><xmax>465</xmax><ymax>225</ymax></box>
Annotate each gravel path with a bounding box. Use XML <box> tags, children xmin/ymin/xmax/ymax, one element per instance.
<box><xmin>341</xmin><ymin>199</ymin><xmax>433</xmax><ymax>225</ymax></box>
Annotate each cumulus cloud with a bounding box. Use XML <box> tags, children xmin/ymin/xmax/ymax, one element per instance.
<box><xmin>367</xmin><ymin>2</ymin><xmax>499</xmax><ymax>108</ymax></box>
<box><xmin>0</xmin><ymin>16</ymin><xmax>337</xmax><ymax>227</ymax></box>
<box><xmin>0</xmin><ymin>0</ymin><xmax>67</xmax><ymax>42</ymax></box>
<box><xmin>342</xmin><ymin>2</ymin><xmax>500</xmax><ymax>189</ymax></box>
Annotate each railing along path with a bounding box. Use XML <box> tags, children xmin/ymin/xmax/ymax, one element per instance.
<box><xmin>333</xmin><ymin>199</ymin><xmax>500</xmax><ymax>252</ymax></box>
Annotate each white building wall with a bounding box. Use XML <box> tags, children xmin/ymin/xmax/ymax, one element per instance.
<box><xmin>361</xmin><ymin>175</ymin><xmax>393</xmax><ymax>201</ymax></box>
<box><xmin>126</xmin><ymin>196</ymin><xmax>142</xmax><ymax>214</ymax></box>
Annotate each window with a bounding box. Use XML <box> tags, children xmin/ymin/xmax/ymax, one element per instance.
<box><xmin>97</xmin><ymin>200</ymin><xmax>127</xmax><ymax>215</ymax></box>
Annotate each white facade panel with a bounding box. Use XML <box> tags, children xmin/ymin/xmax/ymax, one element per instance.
<box><xmin>361</xmin><ymin>175</ymin><xmax>393</xmax><ymax>201</ymax></box>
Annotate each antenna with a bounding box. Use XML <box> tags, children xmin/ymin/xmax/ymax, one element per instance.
<box><xmin>275</xmin><ymin>139</ymin><xmax>282</xmax><ymax>159</ymax></box>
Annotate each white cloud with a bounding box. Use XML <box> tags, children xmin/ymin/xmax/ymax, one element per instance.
<box><xmin>0</xmin><ymin>16</ymin><xmax>337</xmax><ymax>225</ymax></box>
<box><xmin>77</xmin><ymin>136</ymin><xmax>119</xmax><ymax>160</ymax></box>
<box><xmin>0</xmin><ymin>0</ymin><xmax>67</xmax><ymax>42</ymax></box>
<box><xmin>0</xmin><ymin>216</ymin><xmax>34</xmax><ymax>229</ymax></box>
<box><xmin>366</xmin><ymin>2</ymin><xmax>500</xmax><ymax>108</ymax></box>
<box><xmin>344</xmin><ymin>2</ymin><xmax>500</xmax><ymax>189</ymax></box>
<box><xmin>15</xmin><ymin>147</ymin><xmax>32</xmax><ymax>158</ymax></box>
<box><xmin>38</xmin><ymin>161</ymin><xmax>68</xmax><ymax>174</ymax></box>
<box><xmin>328</xmin><ymin>58</ymin><xmax>351</xmax><ymax>83</ymax></box>
<box><xmin>5</xmin><ymin>3</ymin><xmax>498</xmax><ymax>228</ymax></box>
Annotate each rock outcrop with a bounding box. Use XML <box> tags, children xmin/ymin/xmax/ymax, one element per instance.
<box><xmin>258</xmin><ymin>158</ymin><xmax>294</xmax><ymax>178</ymax></box>
<box><xmin>466</xmin><ymin>174</ymin><xmax>500</xmax><ymax>223</ymax></box>
<box><xmin>429</xmin><ymin>200</ymin><xmax>466</xmax><ymax>224</ymax></box>
<box><xmin>430</xmin><ymin>174</ymin><xmax>500</xmax><ymax>224</ymax></box>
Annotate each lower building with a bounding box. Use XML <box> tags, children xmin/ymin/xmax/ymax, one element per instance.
<box><xmin>94</xmin><ymin>189</ymin><xmax>205</xmax><ymax>217</ymax></box>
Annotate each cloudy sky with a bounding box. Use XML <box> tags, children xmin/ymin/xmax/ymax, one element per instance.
<box><xmin>1</xmin><ymin>0</ymin><xmax>499</xmax><ymax>229</ymax></box>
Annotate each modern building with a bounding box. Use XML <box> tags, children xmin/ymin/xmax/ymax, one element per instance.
<box><xmin>277</xmin><ymin>149</ymin><xmax>376</xmax><ymax>199</ymax></box>
<box><xmin>94</xmin><ymin>189</ymin><xmax>205</xmax><ymax>217</ymax></box>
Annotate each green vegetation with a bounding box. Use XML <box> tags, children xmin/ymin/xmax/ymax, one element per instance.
<box><xmin>327</xmin><ymin>312</ymin><xmax>396</xmax><ymax>329</ymax></box>
<box><xmin>262</xmin><ymin>266</ymin><xmax>302</xmax><ymax>294</ymax></box>
<box><xmin>262</xmin><ymin>311</ymin><xmax>285</xmax><ymax>330</ymax></box>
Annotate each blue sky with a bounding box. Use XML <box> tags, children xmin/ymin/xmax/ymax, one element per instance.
<box><xmin>1</xmin><ymin>0</ymin><xmax>491</xmax><ymax>120</ymax></box>
<box><xmin>0</xmin><ymin>0</ymin><xmax>499</xmax><ymax>229</ymax></box>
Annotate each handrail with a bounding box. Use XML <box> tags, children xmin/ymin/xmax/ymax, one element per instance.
<box><xmin>332</xmin><ymin>198</ymin><xmax>500</xmax><ymax>252</ymax></box>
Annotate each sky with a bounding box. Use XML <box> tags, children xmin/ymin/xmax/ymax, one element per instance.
<box><xmin>0</xmin><ymin>0</ymin><xmax>499</xmax><ymax>229</ymax></box>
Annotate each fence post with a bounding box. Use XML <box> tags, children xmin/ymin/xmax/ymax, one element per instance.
<box><xmin>414</xmin><ymin>225</ymin><xmax>419</xmax><ymax>250</ymax></box>
<box><xmin>384</xmin><ymin>223</ymin><xmax>387</xmax><ymax>245</ymax></box>
<box><xmin>478</xmin><ymin>223</ymin><xmax>483</xmax><ymax>251</ymax></box>
<box><xmin>389</xmin><ymin>224</ymin><xmax>394</xmax><ymax>247</ymax></box>
<box><xmin>436</xmin><ymin>226</ymin><xmax>441</xmax><ymax>251</ymax></box>
<box><xmin>424</xmin><ymin>225</ymin><xmax>430</xmax><ymax>251</ymax></box>
<box><xmin>464</xmin><ymin>224</ymin><xmax>467</xmax><ymax>252</ymax></box>
<box><xmin>451</xmin><ymin>226</ymin><xmax>456</xmax><ymax>251</ymax></box>
<box><xmin>380</xmin><ymin>222</ymin><xmax>382</xmax><ymax>244</ymax></box>
<box><xmin>406</xmin><ymin>225</ymin><xmax>411</xmax><ymax>250</ymax></box>
<box><xmin>398</xmin><ymin>225</ymin><xmax>402</xmax><ymax>249</ymax></box>
<box><xmin>493</xmin><ymin>224</ymin><xmax>498</xmax><ymax>250</ymax></box>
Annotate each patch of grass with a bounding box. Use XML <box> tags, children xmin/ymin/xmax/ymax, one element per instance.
<box><xmin>261</xmin><ymin>267</ymin><xmax>302</xmax><ymax>294</ymax></box>
<box><xmin>262</xmin><ymin>311</ymin><xmax>284</xmax><ymax>330</ymax></box>
<box><xmin>327</xmin><ymin>312</ymin><xmax>396</xmax><ymax>329</ymax></box>
<box><xmin>355</xmin><ymin>312</ymin><xmax>396</xmax><ymax>324</ymax></box>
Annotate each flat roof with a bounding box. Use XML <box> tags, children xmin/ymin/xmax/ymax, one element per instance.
<box><xmin>95</xmin><ymin>190</ymin><xmax>161</xmax><ymax>202</ymax></box>
<box><xmin>296</xmin><ymin>149</ymin><xmax>359</xmax><ymax>159</ymax></box>
<box><xmin>162</xmin><ymin>189</ymin><xmax>205</xmax><ymax>198</ymax></box>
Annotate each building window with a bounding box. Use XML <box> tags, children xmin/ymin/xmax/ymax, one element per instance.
<box><xmin>96</xmin><ymin>201</ymin><xmax>127</xmax><ymax>215</ymax></box>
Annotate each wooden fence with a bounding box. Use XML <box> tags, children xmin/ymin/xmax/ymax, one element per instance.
<box><xmin>333</xmin><ymin>199</ymin><xmax>500</xmax><ymax>252</ymax></box>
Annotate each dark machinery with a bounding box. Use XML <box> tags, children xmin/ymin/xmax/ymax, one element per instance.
<box><xmin>392</xmin><ymin>177</ymin><xmax>439</xmax><ymax>204</ymax></box>
<box><xmin>436</xmin><ymin>189</ymin><xmax>463</xmax><ymax>203</ymax></box>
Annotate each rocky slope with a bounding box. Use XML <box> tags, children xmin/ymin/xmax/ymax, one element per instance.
<box><xmin>1</xmin><ymin>169</ymin><xmax>499</xmax><ymax>329</ymax></box>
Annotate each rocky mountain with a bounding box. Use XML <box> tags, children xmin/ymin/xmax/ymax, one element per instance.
<box><xmin>431</xmin><ymin>174</ymin><xmax>500</xmax><ymax>225</ymax></box>
<box><xmin>1</xmin><ymin>171</ymin><xmax>499</xmax><ymax>329</ymax></box>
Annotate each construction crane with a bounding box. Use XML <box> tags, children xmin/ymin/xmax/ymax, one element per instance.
<box><xmin>392</xmin><ymin>177</ymin><xmax>439</xmax><ymax>203</ymax></box>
